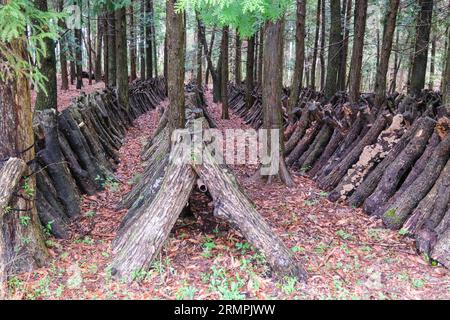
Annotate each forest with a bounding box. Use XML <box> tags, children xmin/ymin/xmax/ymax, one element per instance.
<box><xmin>0</xmin><ymin>0</ymin><xmax>449</xmax><ymax>301</ymax></box>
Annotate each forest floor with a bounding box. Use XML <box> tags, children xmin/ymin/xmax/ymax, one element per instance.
<box><xmin>9</xmin><ymin>86</ymin><xmax>450</xmax><ymax>300</ymax></box>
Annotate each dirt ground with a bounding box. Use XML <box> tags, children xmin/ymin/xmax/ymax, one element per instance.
<box><xmin>9</xmin><ymin>86</ymin><xmax>450</xmax><ymax>300</ymax></box>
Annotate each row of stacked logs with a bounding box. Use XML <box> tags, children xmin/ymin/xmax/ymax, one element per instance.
<box><xmin>228</xmin><ymin>84</ymin><xmax>450</xmax><ymax>269</ymax></box>
<box><xmin>32</xmin><ymin>78</ymin><xmax>166</xmax><ymax>238</ymax></box>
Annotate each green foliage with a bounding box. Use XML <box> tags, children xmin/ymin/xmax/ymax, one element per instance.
<box><xmin>176</xmin><ymin>0</ymin><xmax>292</xmax><ymax>37</ymax></box>
<box><xmin>0</xmin><ymin>0</ymin><xmax>62</xmax><ymax>92</ymax></box>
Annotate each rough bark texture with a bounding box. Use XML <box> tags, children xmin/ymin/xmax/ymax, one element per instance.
<box><xmin>221</xmin><ymin>26</ymin><xmax>229</xmax><ymax>119</ymax></box>
<box><xmin>324</xmin><ymin>0</ymin><xmax>343</xmax><ymax>99</ymax></box>
<box><xmin>246</xmin><ymin>36</ymin><xmax>255</xmax><ymax>109</ymax></box>
<box><xmin>374</xmin><ymin>0</ymin><xmax>399</xmax><ymax>106</ymax></box>
<box><xmin>348</xmin><ymin>0</ymin><xmax>367</xmax><ymax>103</ymax></box>
<box><xmin>288</xmin><ymin>0</ymin><xmax>306</xmax><ymax>122</ymax></box>
<box><xmin>410</xmin><ymin>0</ymin><xmax>434</xmax><ymax>95</ymax></box>
<box><xmin>116</xmin><ymin>7</ymin><xmax>129</xmax><ymax>111</ymax></box>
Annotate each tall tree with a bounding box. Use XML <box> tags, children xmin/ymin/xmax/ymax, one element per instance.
<box><xmin>57</xmin><ymin>0</ymin><xmax>69</xmax><ymax>90</ymax></box>
<box><xmin>139</xmin><ymin>0</ymin><xmax>146</xmax><ymax>79</ymax></box>
<box><xmin>319</xmin><ymin>0</ymin><xmax>326</xmax><ymax>91</ymax></box>
<box><xmin>348</xmin><ymin>0</ymin><xmax>368</xmax><ymax>103</ymax></box>
<box><xmin>428</xmin><ymin>33</ymin><xmax>436</xmax><ymax>90</ymax></box>
<box><xmin>221</xmin><ymin>26</ymin><xmax>229</xmax><ymax>119</ymax></box>
<box><xmin>0</xmin><ymin>11</ymin><xmax>49</xmax><ymax>275</ymax></box>
<box><xmin>288</xmin><ymin>0</ymin><xmax>306</xmax><ymax>122</ymax></box>
<box><xmin>34</xmin><ymin>0</ymin><xmax>57</xmax><ymax>110</ymax></box>
<box><xmin>94</xmin><ymin>11</ymin><xmax>104</xmax><ymax>82</ymax></box>
<box><xmin>337</xmin><ymin>0</ymin><xmax>352</xmax><ymax>91</ymax></box>
<box><xmin>150</xmin><ymin>0</ymin><xmax>158</xmax><ymax>77</ymax></box>
<box><xmin>196</xmin><ymin>12</ymin><xmax>203</xmax><ymax>86</ymax></box>
<box><xmin>310</xmin><ymin>0</ymin><xmax>321</xmax><ymax>89</ymax></box>
<box><xmin>116</xmin><ymin>7</ymin><xmax>129</xmax><ymax>110</ymax></box>
<box><xmin>257</xmin><ymin>27</ymin><xmax>264</xmax><ymax>85</ymax></box>
<box><xmin>166</xmin><ymin>0</ymin><xmax>185</xmax><ymax>133</ymax></box>
<box><xmin>74</xmin><ymin>0</ymin><xmax>83</xmax><ymax>89</ymax></box>
<box><xmin>410</xmin><ymin>0</ymin><xmax>434</xmax><ymax>95</ymax></box>
<box><xmin>145</xmin><ymin>0</ymin><xmax>153</xmax><ymax>79</ymax></box>
<box><xmin>443</xmin><ymin>26</ymin><xmax>450</xmax><ymax>106</ymax></box>
<box><xmin>324</xmin><ymin>0</ymin><xmax>343</xmax><ymax>98</ymax></box>
<box><xmin>374</xmin><ymin>0</ymin><xmax>400</xmax><ymax>106</ymax></box>
<box><xmin>107</xmin><ymin>6</ymin><xmax>116</xmax><ymax>87</ymax></box>
<box><xmin>245</xmin><ymin>35</ymin><xmax>255</xmax><ymax>109</ymax></box>
<box><xmin>235</xmin><ymin>30</ymin><xmax>242</xmax><ymax>84</ymax></box>
<box><xmin>87</xmin><ymin>0</ymin><xmax>93</xmax><ymax>85</ymax></box>
<box><xmin>129</xmin><ymin>2</ymin><xmax>137</xmax><ymax>81</ymax></box>
<box><xmin>261</xmin><ymin>19</ymin><xmax>294</xmax><ymax>187</ymax></box>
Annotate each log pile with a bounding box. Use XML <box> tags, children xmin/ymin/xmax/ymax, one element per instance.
<box><xmin>32</xmin><ymin>78</ymin><xmax>166</xmax><ymax>238</ymax></box>
<box><xmin>229</xmin><ymin>85</ymin><xmax>450</xmax><ymax>268</ymax></box>
<box><xmin>112</xmin><ymin>87</ymin><xmax>307</xmax><ymax>282</ymax></box>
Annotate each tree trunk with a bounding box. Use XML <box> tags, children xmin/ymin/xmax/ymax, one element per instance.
<box><xmin>129</xmin><ymin>3</ymin><xmax>137</xmax><ymax>81</ymax></box>
<box><xmin>324</xmin><ymin>0</ymin><xmax>343</xmax><ymax>99</ymax></box>
<box><xmin>116</xmin><ymin>7</ymin><xmax>129</xmax><ymax>111</ymax></box>
<box><xmin>107</xmin><ymin>9</ymin><xmax>116</xmax><ymax>87</ymax></box>
<box><xmin>221</xmin><ymin>26</ymin><xmax>229</xmax><ymax>119</ymax></box>
<box><xmin>348</xmin><ymin>0</ymin><xmax>367</xmax><ymax>103</ymax></box>
<box><xmin>145</xmin><ymin>0</ymin><xmax>153</xmax><ymax>79</ymax></box>
<box><xmin>428</xmin><ymin>34</ymin><xmax>436</xmax><ymax>90</ymax></box>
<box><xmin>374</xmin><ymin>0</ymin><xmax>400</xmax><ymax>106</ymax></box>
<box><xmin>310</xmin><ymin>0</ymin><xmax>321</xmax><ymax>90</ymax></box>
<box><xmin>87</xmin><ymin>0</ymin><xmax>93</xmax><ymax>85</ymax></box>
<box><xmin>319</xmin><ymin>0</ymin><xmax>326</xmax><ymax>91</ymax></box>
<box><xmin>235</xmin><ymin>30</ymin><xmax>242</xmax><ymax>84</ymax></box>
<box><xmin>196</xmin><ymin>13</ymin><xmax>203</xmax><ymax>87</ymax></box>
<box><xmin>95</xmin><ymin>12</ymin><xmax>104</xmax><ymax>82</ymax></box>
<box><xmin>151</xmin><ymin>0</ymin><xmax>158</xmax><ymax>77</ymax></box>
<box><xmin>443</xmin><ymin>24</ymin><xmax>450</xmax><ymax>106</ymax></box>
<box><xmin>261</xmin><ymin>19</ymin><xmax>294</xmax><ymax>187</ymax></box>
<box><xmin>58</xmin><ymin>0</ymin><xmax>69</xmax><ymax>90</ymax></box>
<box><xmin>258</xmin><ymin>29</ymin><xmax>264</xmax><ymax>85</ymax></box>
<box><xmin>410</xmin><ymin>0</ymin><xmax>434</xmax><ymax>95</ymax></box>
<box><xmin>288</xmin><ymin>0</ymin><xmax>306</xmax><ymax>122</ymax></box>
<box><xmin>75</xmin><ymin>0</ymin><xmax>83</xmax><ymax>89</ymax></box>
<box><xmin>166</xmin><ymin>0</ymin><xmax>185</xmax><ymax>133</ymax></box>
<box><xmin>246</xmin><ymin>36</ymin><xmax>255</xmax><ymax>109</ymax></box>
<box><xmin>337</xmin><ymin>0</ymin><xmax>352</xmax><ymax>91</ymax></box>
<box><xmin>34</xmin><ymin>0</ymin><xmax>57</xmax><ymax>110</ymax></box>
<box><xmin>0</xmin><ymin>35</ymin><xmax>49</xmax><ymax>276</ymax></box>
<box><xmin>140</xmin><ymin>0</ymin><xmax>146</xmax><ymax>80</ymax></box>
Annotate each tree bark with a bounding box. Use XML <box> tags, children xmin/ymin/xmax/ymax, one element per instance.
<box><xmin>107</xmin><ymin>8</ymin><xmax>117</xmax><ymax>87</ymax></box>
<box><xmin>221</xmin><ymin>26</ymin><xmax>229</xmax><ymax>119</ymax></box>
<box><xmin>116</xmin><ymin>7</ymin><xmax>129</xmax><ymax>111</ymax></box>
<box><xmin>95</xmin><ymin>12</ymin><xmax>104</xmax><ymax>82</ymax></box>
<box><xmin>410</xmin><ymin>0</ymin><xmax>434</xmax><ymax>95</ymax></box>
<box><xmin>348</xmin><ymin>0</ymin><xmax>367</xmax><ymax>103</ymax></box>
<box><xmin>34</xmin><ymin>0</ymin><xmax>58</xmax><ymax>110</ymax></box>
<box><xmin>58</xmin><ymin>0</ymin><xmax>69</xmax><ymax>90</ymax></box>
<box><xmin>324</xmin><ymin>0</ymin><xmax>343</xmax><ymax>99</ymax></box>
<box><xmin>261</xmin><ymin>19</ymin><xmax>294</xmax><ymax>187</ymax></box>
<box><xmin>288</xmin><ymin>0</ymin><xmax>306</xmax><ymax>122</ymax></box>
<box><xmin>145</xmin><ymin>0</ymin><xmax>153</xmax><ymax>79</ymax></box>
<box><xmin>374</xmin><ymin>0</ymin><xmax>400</xmax><ymax>106</ymax></box>
<box><xmin>235</xmin><ymin>30</ymin><xmax>242</xmax><ymax>84</ymax></box>
<box><xmin>129</xmin><ymin>3</ymin><xmax>137</xmax><ymax>81</ymax></box>
<box><xmin>246</xmin><ymin>36</ymin><xmax>255</xmax><ymax>109</ymax></box>
<box><xmin>310</xmin><ymin>0</ymin><xmax>321</xmax><ymax>89</ymax></box>
<box><xmin>75</xmin><ymin>0</ymin><xmax>83</xmax><ymax>89</ymax></box>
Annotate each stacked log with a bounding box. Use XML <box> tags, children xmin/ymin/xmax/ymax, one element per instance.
<box><xmin>32</xmin><ymin>78</ymin><xmax>166</xmax><ymax>238</ymax></box>
<box><xmin>113</xmin><ymin>88</ymin><xmax>307</xmax><ymax>282</ymax></box>
<box><xmin>229</xmin><ymin>85</ymin><xmax>450</xmax><ymax>268</ymax></box>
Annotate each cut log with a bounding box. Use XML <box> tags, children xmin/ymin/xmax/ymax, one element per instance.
<box><xmin>381</xmin><ymin>132</ymin><xmax>450</xmax><ymax>229</ymax></box>
<box><xmin>347</xmin><ymin>116</ymin><xmax>435</xmax><ymax>208</ymax></box>
<box><xmin>329</xmin><ymin>114</ymin><xmax>406</xmax><ymax>202</ymax></box>
<box><xmin>193</xmin><ymin>137</ymin><xmax>307</xmax><ymax>280</ymax></box>
<box><xmin>318</xmin><ymin>111</ymin><xmax>390</xmax><ymax>191</ymax></box>
<box><xmin>286</xmin><ymin>121</ymin><xmax>321</xmax><ymax>166</ymax></box>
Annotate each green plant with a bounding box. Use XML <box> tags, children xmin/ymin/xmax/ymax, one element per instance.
<box><xmin>75</xmin><ymin>236</ymin><xmax>94</xmax><ymax>245</ymax></box>
<box><xmin>336</xmin><ymin>229</ymin><xmax>353</xmax><ymax>241</ymax></box>
<box><xmin>85</xmin><ymin>211</ymin><xmax>96</xmax><ymax>218</ymax></box>
<box><xmin>22</xmin><ymin>178</ymin><xmax>35</xmax><ymax>197</ymax></box>
<box><xmin>279</xmin><ymin>276</ymin><xmax>297</xmax><ymax>295</ymax></box>
<box><xmin>235</xmin><ymin>241</ymin><xmax>250</xmax><ymax>254</ymax></box>
<box><xmin>43</xmin><ymin>220</ymin><xmax>54</xmax><ymax>236</ymax></box>
<box><xmin>291</xmin><ymin>245</ymin><xmax>304</xmax><ymax>253</ymax></box>
<box><xmin>412</xmin><ymin>278</ymin><xmax>425</xmax><ymax>289</ymax></box>
<box><xmin>19</xmin><ymin>215</ymin><xmax>31</xmax><ymax>226</ymax></box>
<box><xmin>175</xmin><ymin>282</ymin><xmax>197</xmax><ymax>300</ymax></box>
<box><xmin>207</xmin><ymin>266</ymin><xmax>245</xmax><ymax>300</ymax></box>
<box><xmin>304</xmin><ymin>199</ymin><xmax>317</xmax><ymax>206</ymax></box>
<box><xmin>202</xmin><ymin>237</ymin><xmax>216</xmax><ymax>258</ymax></box>
<box><xmin>398</xmin><ymin>228</ymin><xmax>408</xmax><ymax>236</ymax></box>
<box><xmin>128</xmin><ymin>173</ymin><xmax>142</xmax><ymax>185</ymax></box>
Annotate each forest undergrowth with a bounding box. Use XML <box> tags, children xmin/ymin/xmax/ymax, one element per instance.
<box><xmin>8</xmin><ymin>87</ymin><xmax>450</xmax><ymax>300</ymax></box>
